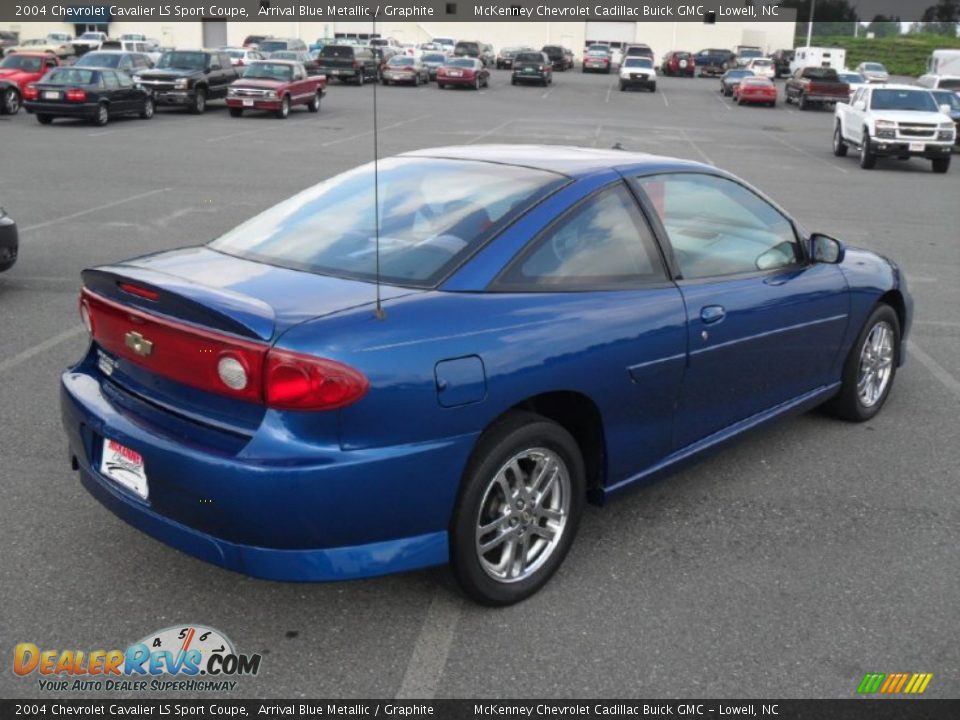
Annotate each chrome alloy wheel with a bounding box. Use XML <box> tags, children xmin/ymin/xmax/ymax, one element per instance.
<box><xmin>475</xmin><ymin>447</ymin><xmax>570</xmax><ymax>583</ymax></box>
<box><xmin>857</xmin><ymin>321</ymin><xmax>894</xmax><ymax>408</ymax></box>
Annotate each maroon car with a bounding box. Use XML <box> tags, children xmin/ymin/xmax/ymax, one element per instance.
<box><xmin>661</xmin><ymin>51</ymin><xmax>695</xmax><ymax>77</ymax></box>
<box><xmin>436</xmin><ymin>57</ymin><xmax>489</xmax><ymax>90</ymax></box>
<box><xmin>226</xmin><ymin>60</ymin><xmax>326</xmax><ymax>119</ymax></box>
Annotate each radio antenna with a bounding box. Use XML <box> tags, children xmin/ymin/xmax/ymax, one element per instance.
<box><xmin>372</xmin><ymin>18</ymin><xmax>386</xmax><ymax>321</ymax></box>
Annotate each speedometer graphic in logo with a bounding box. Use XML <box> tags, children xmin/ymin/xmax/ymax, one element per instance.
<box><xmin>135</xmin><ymin>625</ymin><xmax>234</xmax><ymax>669</ymax></box>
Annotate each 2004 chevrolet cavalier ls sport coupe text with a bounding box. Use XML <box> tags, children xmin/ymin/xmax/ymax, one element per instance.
<box><xmin>61</xmin><ymin>145</ymin><xmax>912</xmax><ymax>605</ymax></box>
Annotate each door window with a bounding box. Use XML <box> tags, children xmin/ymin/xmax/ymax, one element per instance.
<box><xmin>102</xmin><ymin>71</ymin><xmax>120</xmax><ymax>89</ymax></box>
<box><xmin>634</xmin><ymin>174</ymin><xmax>801</xmax><ymax>279</ymax></box>
<box><xmin>496</xmin><ymin>184</ymin><xmax>667</xmax><ymax>290</ymax></box>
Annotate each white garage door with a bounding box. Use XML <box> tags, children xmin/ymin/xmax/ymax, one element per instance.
<box><xmin>584</xmin><ymin>22</ymin><xmax>636</xmax><ymax>49</ymax></box>
<box><xmin>202</xmin><ymin>20</ymin><xmax>227</xmax><ymax>49</ymax></box>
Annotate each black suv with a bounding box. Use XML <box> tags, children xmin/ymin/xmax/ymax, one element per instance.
<box><xmin>770</xmin><ymin>49</ymin><xmax>795</xmax><ymax>78</ymax></box>
<box><xmin>541</xmin><ymin>45</ymin><xmax>573</xmax><ymax>71</ymax></box>
<box><xmin>136</xmin><ymin>49</ymin><xmax>239</xmax><ymax>113</ymax></box>
<box><xmin>512</xmin><ymin>52</ymin><xmax>553</xmax><ymax>86</ymax></box>
<box><xmin>454</xmin><ymin>41</ymin><xmax>494</xmax><ymax>67</ymax></box>
<box><xmin>315</xmin><ymin>45</ymin><xmax>379</xmax><ymax>86</ymax></box>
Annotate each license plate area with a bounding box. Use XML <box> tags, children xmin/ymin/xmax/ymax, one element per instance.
<box><xmin>43</xmin><ymin>91</ymin><xmax>61</xmax><ymax>100</ymax></box>
<box><xmin>242</xmin><ymin>99</ymin><xmax>254</xmax><ymax>107</ymax></box>
<box><xmin>100</xmin><ymin>437</ymin><xmax>149</xmax><ymax>500</ymax></box>
<box><xmin>909</xmin><ymin>142</ymin><xmax>925</xmax><ymax>152</ymax></box>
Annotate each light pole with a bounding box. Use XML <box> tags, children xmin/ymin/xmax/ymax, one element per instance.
<box><xmin>805</xmin><ymin>0</ymin><xmax>816</xmax><ymax>47</ymax></box>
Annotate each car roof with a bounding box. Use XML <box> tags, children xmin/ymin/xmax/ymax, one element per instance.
<box><xmin>401</xmin><ymin>144</ymin><xmax>707</xmax><ymax>177</ymax></box>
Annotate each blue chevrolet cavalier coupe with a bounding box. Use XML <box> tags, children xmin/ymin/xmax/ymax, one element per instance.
<box><xmin>61</xmin><ymin>146</ymin><xmax>912</xmax><ymax>605</ymax></box>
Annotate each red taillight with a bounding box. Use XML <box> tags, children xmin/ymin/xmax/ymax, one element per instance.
<box><xmin>81</xmin><ymin>289</ymin><xmax>368</xmax><ymax>411</ymax></box>
<box><xmin>23</xmin><ymin>84</ymin><xmax>38</xmax><ymax>101</ymax></box>
<box><xmin>265</xmin><ymin>349</ymin><xmax>368</xmax><ymax>411</ymax></box>
<box><xmin>353</xmin><ymin>60</ymin><xmax>362</xmax><ymax>69</ymax></box>
<box><xmin>118</xmin><ymin>282</ymin><xmax>159</xmax><ymax>301</ymax></box>
<box><xmin>66</xmin><ymin>89</ymin><xmax>86</xmax><ymax>102</ymax></box>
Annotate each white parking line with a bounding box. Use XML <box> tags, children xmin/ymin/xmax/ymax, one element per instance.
<box><xmin>20</xmin><ymin>188</ymin><xmax>172</xmax><ymax>233</ymax></box>
<box><xmin>680</xmin><ymin>128</ymin><xmax>715</xmax><ymax>165</ymax></box>
<box><xmin>395</xmin><ymin>590</ymin><xmax>463</xmax><ymax>699</ymax></box>
<box><xmin>910</xmin><ymin>341</ymin><xmax>960</xmax><ymax>402</ymax></box>
<box><xmin>319</xmin><ymin>114</ymin><xmax>430</xmax><ymax>148</ymax></box>
<box><xmin>661</xmin><ymin>89</ymin><xmax>669</xmax><ymax>107</ymax></box>
<box><xmin>0</xmin><ymin>326</ymin><xmax>85</xmax><ymax>375</ymax></box>
<box><xmin>465</xmin><ymin>118</ymin><xmax>514</xmax><ymax>144</ymax></box>
<box><xmin>713</xmin><ymin>93</ymin><xmax>732</xmax><ymax>111</ymax></box>
<box><xmin>605</xmin><ymin>85</ymin><xmax>612</xmax><ymax>104</ymax></box>
<box><xmin>762</xmin><ymin>131</ymin><xmax>849</xmax><ymax>174</ymax></box>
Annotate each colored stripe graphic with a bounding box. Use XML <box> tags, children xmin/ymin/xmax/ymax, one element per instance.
<box><xmin>857</xmin><ymin>672</ymin><xmax>932</xmax><ymax>694</ymax></box>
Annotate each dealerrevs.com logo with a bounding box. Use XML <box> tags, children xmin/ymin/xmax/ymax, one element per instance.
<box><xmin>14</xmin><ymin>625</ymin><xmax>262</xmax><ymax>693</ymax></box>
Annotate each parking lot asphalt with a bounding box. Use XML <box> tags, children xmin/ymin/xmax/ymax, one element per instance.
<box><xmin>1</xmin><ymin>69</ymin><xmax>959</xmax><ymax>700</ymax></box>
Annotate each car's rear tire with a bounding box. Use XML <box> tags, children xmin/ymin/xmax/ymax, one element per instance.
<box><xmin>450</xmin><ymin>411</ymin><xmax>585</xmax><ymax>606</ymax></box>
<box><xmin>825</xmin><ymin>304</ymin><xmax>900</xmax><ymax>422</ymax></box>
<box><xmin>190</xmin><ymin>88</ymin><xmax>206</xmax><ymax>114</ymax></box>
<box><xmin>308</xmin><ymin>92</ymin><xmax>320</xmax><ymax>113</ymax></box>
<box><xmin>139</xmin><ymin>96</ymin><xmax>154</xmax><ymax>119</ymax></box>
<box><xmin>859</xmin><ymin>132</ymin><xmax>877</xmax><ymax>169</ymax></box>
<box><xmin>1</xmin><ymin>86</ymin><xmax>20</xmax><ymax>115</ymax></box>
<box><xmin>932</xmin><ymin>156</ymin><xmax>951</xmax><ymax>174</ymax></box>
<box><xmin>92</xmin><ymin>102</ymin><xmax>109</xmax><ymax>126</ymax></box>
<box><xmin>36</xmin><ymin>113</ymin><xmax>53</xmax><ymax>125</ymax></box>
<box><xmin>229</xmin><ymin>107</ymin><xmax>242</xmax><ymax>118</ymax></box>
<box><xmin>833</xmin><ymin>123</ymin><xmax>848</xmax><ymax>157</ymax></box>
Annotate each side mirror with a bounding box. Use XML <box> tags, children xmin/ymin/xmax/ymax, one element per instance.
<box><xmin>853</xmin><ymin>100</ymin><xmax>866</xmax><ymax>111</ymax></box>
<box><xmin>940</xmin><ymin>104</ymin><xmax>953</xmax><ymax>116</ymax></box>
<box><xmin>810</xmin><ymin>233</ymin><xmax>845</xmax><ymax>264</ymax></box>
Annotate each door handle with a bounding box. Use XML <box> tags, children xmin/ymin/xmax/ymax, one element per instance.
<box><xmin>700</xmin><ymin>305</ymin><xmax>726</xmax><ymax>324</ymax></box>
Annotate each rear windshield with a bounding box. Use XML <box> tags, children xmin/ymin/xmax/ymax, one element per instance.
<box><xmin>739</xmin><ymin>49</ymin><xmax>763</xmax><ymax>58</ymax></box>
<box><xmin>210</xmin><ymin>158</ymin><xmax>565</xmax><ymax>287</ymax></box>
<box><xmin>422</xmin><ymin>54</ymin><xmax>446</xmax><ymax>63</ymax></box>
<box><xmin>455</xmin><ymin>42</ymin><xmax>480</xmax><ymax>54</ymax></box>
<box><xmin>259</xmin><ymin>41</ymin><xmax>289</xmax><ymax>53</ymax></box>
<box><xmin>870</xmin><ymin>89</ymin><xmax>937</xmax><ymax>112</ymax></box>
<box><xmin>76</xmin><ymin>53</ymin><xmax>122</xmax><ymax>68</ymax></box>
<box><xmin>320</xmin><ymin>46</ymin><xmax>355</xmax><ymax>58</ymax></box>
<box><xmin>44</xmin><ymin>68</ymin><xmax>97</xmax><ymax>85</ymax></box>
<box><xmin>838</xmin><ymin>73</ymin><xmax>865</xmax><ymax>83</ymax></box>
<box><xmin>388</xmin><ymin>56</ymin><xmax>415</xmax><ymax>66</ymax></box>
<box><xmin>863</xmin><ymin>63</ymin><xmax>886</xmax><ymax>71</ymax></box>
<box><xmin>515</xmin><ymin>53</ymin><xmax>544</xmax><ymax>63</ymax></box>
<box><xmin>803</xmin><ymin>68</ymin><xmax>839</xmax><ymax>80</ymax></box>
<box><xmin>0</xmin><ymin>55</ymin><xmax>42</xmax><ymax>71</ymax></box>
<box><xmin>542</xmin><ymin>47</ymin><xmax>561</xmax><ymax>53</ymax></box>
<box><xmin>446</xmin><ymin>58</ymin><xmax>475</xmax><ymax>68</ymax></box>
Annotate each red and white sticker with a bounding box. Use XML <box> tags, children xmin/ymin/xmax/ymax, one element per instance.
<box><xmin>100</xmin><ymin>438</ymin><xmax>148</xmax><ymax>499</ymax></box>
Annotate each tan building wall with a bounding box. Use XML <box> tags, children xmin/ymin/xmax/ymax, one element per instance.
<box><xmin>1</xmin><ymin>20</ymin><xmax>795</xmax><ymax>59</ymax></box>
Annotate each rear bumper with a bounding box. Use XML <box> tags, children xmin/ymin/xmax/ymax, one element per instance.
<box><xmin>60</xmin><ymin>357</ymin><xmax>479</xmax><ymax>581</ymax></box>
<box><xmin>513</xmin><ymin>70</ymin><xmax>548</xmax><ymax>81</ymax></box>
<box><xmin>738</xmin><ymin>93</ymin><xmax>777</xmax><ymax>103</ymax></box>
<box><xmin>438</xmin><ymin>75</ymin><xmax>476</xmax><ymax>86</ymax></box>
<box><xmin>24</xmin><ymin>101</ymin><xmax>97</xmax><ymax>117</ymax></box>
<box><xmin>799</xmin><ymin>93</ymin><xmax>845</xmax><ymax>103</ymax></box>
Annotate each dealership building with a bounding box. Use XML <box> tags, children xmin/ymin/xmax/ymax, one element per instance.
<box><xmin>2</xmin><ymin>17</ymin><xmax>797</xmax><ymax>59</ymax></box>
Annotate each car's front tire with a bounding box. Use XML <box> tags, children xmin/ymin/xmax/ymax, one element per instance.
<box><xmin>139</xmin><ymin>96</ymin><xmax>154</xmax><ymax>119</ymax></box>
<box><xmin>275</xmin><ymin>95</ymin><xmax>290</xmax><ymax>119</ymax></box>
<box><xmin>190</xmin><ymin>88</ymin><xmax>206</xmax><ymax>114</ymax></box>
<box><xmin>826</xmin><ymin>304</ymin><xmax>900</xmax><ymax>422</ymax></box>
<box><xmin>1</xmin><ymin>85</ymin><xmax>20</xmax><ymax>115</ymax></box>
<box><xmin>859</xmin><ymin>132</ymin><xmax>877</xmax><ymax>169</ymax></box>
<box><xmin>450</xmin><ymin>411</ymin><xmax>585</xmax><ymax>606</ymax></box>
<box><xmin>833</xmin><ymin>123</ymin><xmax>848</xmax><ymax>156</ymax></box>
<box><xmin>931</xmin><ymin>156</ymin><xmax>951</xmax><ymax>174</ymax></box>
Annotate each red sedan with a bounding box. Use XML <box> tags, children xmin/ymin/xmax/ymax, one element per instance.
<box><xmin>733</xmin><ymin>77</ymin><xmax>778</xmax><ymax>107</ymax></box>
<box><xmin>437</xmin><ymin>58</ymin><xmax>489</xmax><ymax>90</ymax></box>
<box><xmin>0</xmin><ymin>52</ymin><xmax>59</xmax><ymax>114</ymax></box>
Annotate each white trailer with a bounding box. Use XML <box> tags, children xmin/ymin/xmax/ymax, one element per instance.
<box><xmin>927</xmin><ymin>49</ymin><xmax>960</xmax><ymax>76</ymax></box>
<box><xmin>790</xmin><ymin>46</ymin><xmax>846</xmax><ymax>73</ymax></box>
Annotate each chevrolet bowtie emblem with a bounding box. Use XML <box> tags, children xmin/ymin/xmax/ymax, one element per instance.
<box><xmin>124</xmin><ymin>331</ymin><xmax>154</xmax><ymax>358</ymax></box>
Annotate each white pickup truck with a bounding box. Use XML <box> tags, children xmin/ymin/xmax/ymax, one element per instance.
<box><xmin>834</xmin><ymin>84</ymin><xmax>955</xmax><ymax>172</ymax></box>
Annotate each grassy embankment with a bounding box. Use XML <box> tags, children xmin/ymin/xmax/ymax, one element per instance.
<box><xmin>806</xmin><ymin>34</ymin><xmax>960</xmax><ymax>76</ymax></box>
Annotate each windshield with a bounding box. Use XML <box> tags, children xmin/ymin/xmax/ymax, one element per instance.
<box><xmin>839</xmin><ymin>73</ymin><xmax>865</xmax><ymax>83</ymax></box>
<box><xmin>44</xmin><ymin>68</ymin><xmax>96</xmax><ymax>85</ymax></box>
<box><xmin>259</xmin><ymin>41</ymin><xmax>289</xmax><ymax>53</ymax></box>
<box><xmin>210</xmin><ymin>158</ymin><xmax>564</xmax><ymax>287</ymax></box>
<box><xmin>242</xmin><ymin>63</ymin><xmax>293</xmax><ymax>81</ymax></box>
<box><xmin>870</xmin><ymin>89</ymin><xmax>938</xmax><ymax>112</ymax></box>
<box><xmin>320</xmin><ymin>46</ymin><xmax>355</xmax><ymax>59</ymax></box>
<box><xmin>623</xmin><ymin>58</ymin><xmax>653</xmax><ymax>68</ymax></box>
<box><xmin>864</xmin><ymin>63</ymin><xmax>886</xmax><ymax>71</ymax></box>
<box><xmin>446</xmin><ymin>58</ymin><xmax>475</xmax><ymax>68</ymax></box>
<box><xmin>0</xmin><ymin>55</ymin><xmax>42</xmax><ymax>71</ymax></box>
<box><xmin>76</xmin><ymin>53</ymin><xmax>122</xmax><ymax>68</ymax></box>
<box><xmin>157</xmin><ymin>51</ymin><xmax>206</xmax><ymax>70</ymax></box>
<box><xmin>932</xmin><ymin>90</ymin><xmax>960</xmax><ymax>109</ymax></box>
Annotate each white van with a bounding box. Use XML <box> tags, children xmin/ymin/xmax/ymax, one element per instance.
<box><xmin>790</xmin><ymin>46</ymin><xmax>846</xmax><ymax>73</ymax></box>
<box><xmin>926</xmin><ymin>49</ymin><xmax>960</xmax><ymax>77</ymax></box>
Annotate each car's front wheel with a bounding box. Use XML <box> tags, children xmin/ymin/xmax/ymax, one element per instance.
<box><xmin>833</xmin><ymin>123</ymin><xmax>848</xmax><ymax>156</ymax></box>
<box><xmin>139</xmin><ymin>96</ymin><xmax>154</xmax><ymax>119</ymax></box>
<box><xmin>859</xmin><ymin>132</ymin><xmax>877</xmax><ymax>169</ymax></box>
<box><xmin>826</xmin><ymin>304</ymin><xmax>900</xmax><ymax>422</ymax></box>
<box><xmin>1</xmin><ymin>86</ymin><xmax>20</xmax><ymax>115</ymax></box>
<box><xmin>931</xmin><ymin>156</ymin><xmax>951</xmax><ymax>174</ymax></box>
<box><xmin>450</xmin><ymin>411</ymin><xmax>585</xmax><ymax>606</ymax></box>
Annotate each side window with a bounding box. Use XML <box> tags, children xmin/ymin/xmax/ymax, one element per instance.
<box><xmin>102</xmin><ymin>71</ymin><xmax>120</xmax><ymax>89</ymax></box>
<box><xmin>634</xmin><ymin>174</ymin><xmax>801</xmax><ymax>280</ymax></box>
<box><xmin>496</xmin><ymin>184</ymin><xmax>667</xmax><ymax>290</ymax></box>
<box><xmin>208</xmin><ymin>54</ymin><xmax>221</xmax><ymax>70</ymax></box>
<box><xmin>220</xmin><ymin>53</ymin><xmax>233</xmax><ymax>69</ymax></box>
<box><xmin>116</xmin><ymin>71</ymin><xmax>133</xmax><ymax>88</ymax></box>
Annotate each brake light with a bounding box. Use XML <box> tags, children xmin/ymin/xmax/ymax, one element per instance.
<box><xmin>81</xmin><ymin>289</ymin><xmax>368</xmax><ymax>410</ymax></box>
<box><xmin>353</xmin><ymin>60</ymin><xmax>361</xmax><ymax>69</ymax></box>
<box><xmin>265</xmin><ymin>349</ymin><xmax>368</xmax><ymax>411</ymax></box>
<box><xmin>66</xmin><ymin>89</ymin><xmax>87</xmax><ymax>102</ymax></box>
<box><xmin>118</xmin><ymin>282</ymin><xmax>159</xmax><ymax>301</ymax></box>
<box><xmin>23</xmin><ymin>84</ymin><xmax>38</xmax><ymax>100</ymax></box>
